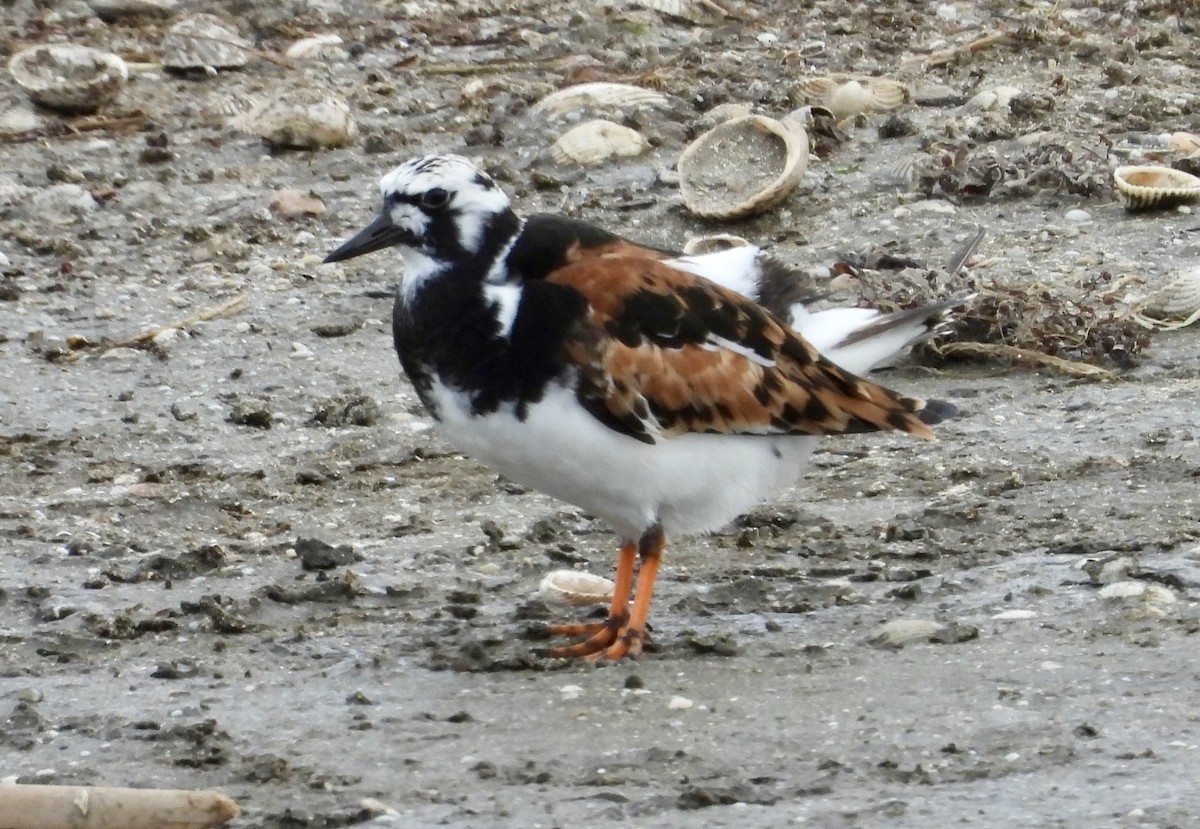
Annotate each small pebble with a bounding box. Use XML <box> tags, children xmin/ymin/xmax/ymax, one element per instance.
<box><xmin>1064</xmin><ymin>208</ymin><xmax>1093</xmax><ymax>223</ymax></box>
<box><xmin>668</xmin><ymin>695</ymin><xmax>693</xmax><ymax>710</ymax></box>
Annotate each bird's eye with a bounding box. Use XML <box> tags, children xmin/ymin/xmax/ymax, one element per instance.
<box><xmin>420</xmin><ymin>188</ymin><xmax>450</xmax><ymax>210</ymax></box>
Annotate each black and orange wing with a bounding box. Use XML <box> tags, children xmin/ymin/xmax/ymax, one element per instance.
<box><xmin>546</xmin><ymin>257</ymin><xmax>934</xmax><ymax>445</ymax></box>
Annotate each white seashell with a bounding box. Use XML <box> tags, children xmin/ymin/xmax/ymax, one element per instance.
<box><xmin>964</xmin><ymin>85</ymin><xmax>1021</xmax><ymax>112</ymax></box>
<box><xmin>1165</xmin><ymin>131</ymin><xmax>1200</xmax><ymax>155</ymax></box>
<box><xmin>677</xmin><ymin>114</ymin><xmax>809</xmax><ymax>220</ymax></box>
<box><xmin>1098</xmin><ymin>581</ymin><xmax>1175</xmax><ymax>603</ymax></box>
<box><xmin>1113</xmin><ymin>165</ymin><xmax>1200</xmax><ymax>211</ymax></box>
<box><xmin>1132</xmin><ymin>265</ymin><xmax>1200</xmax><ymax>330</ymax></box>
<box><xmin>285</xmin><ymin>34</ymin><xmax>347</xmax><ymax>62</ymax></box>
<box><xmin>8</xmin><ymin>45</ymin><xmax>128</xmax><ymax>113</ymax></box>
<box><xmin>537</xmin><ymin>570</ymin><xmax>614</xmax><ymax>607</ymax></box>
<box><xmin>200</xmin><ymin>91</ymin><xmax>260</xmax><ymax>127</ymax></box>
<box><xmin>532</xmin><ymin>82</ymin><xmax>669</xmax><ymax>119</ymax></box>
<box><xmin>797</xmin><ymin>75</ymin><xmax>910</xmax><ymax>121</ymax></box>
<box><xmin>87</xmin><ymin>0</ymin><xmax>177</xmax><ymax>19</ymax></box>
<box><xmin>234</xmin><ymin>89</ymin><xmax>356</xmax><ymax>149</ymax></box>
<box><xmin>869</xmin><ymin>619</ymin><xmax>944</xmax><ymax>646</ymax></box>
<box><xmin>624</xmin><ymin>0</ymin><xmax>729</xmax><ymax>23</ymax></box>
<box><xmin>681</xmin><ymin>234</ymin><xmax>750</xmax><ymax>255</ymax></box>
<box><xmin>551</xmin><ymin>119</ymin><xmax>648</xmax><ymax>165</ymax></box>
<box><xmin>162</xmin><ymin>14</ymin><xmax>253</xmax><ymax>71</ymax></box>
<box><xmin>0</xmin><ymin>101</ymin><xmax>41</xmax><ymax>135</ymax></box>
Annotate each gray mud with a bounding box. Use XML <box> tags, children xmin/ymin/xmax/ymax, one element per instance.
<box><xmin>2</xmin><ymin>2</ymin><xmax>1199</xmax><ymax>827</ymax></box>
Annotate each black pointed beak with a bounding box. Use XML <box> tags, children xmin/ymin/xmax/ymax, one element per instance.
<box><xmin>324</xmin><ymin>212</ymin><xmax>408</xmax><ymax>263</ymax></box>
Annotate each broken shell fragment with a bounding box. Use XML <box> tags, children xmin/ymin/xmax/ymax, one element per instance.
<box><xmin>285</xmin><ymin>34</ymin><xmax>347</xmax><ymax>62</ymax></box>
<box><xmin>538</xmin><ymin>570</ymin><xmax>614</xmax><ymax>607</ymax></box>
<box><xmin>797</xmin><ymin>75</ymin><xmax>910</xmax><ymax>122</ymax></box>
<box><xmin>677</xmin><ymin>115</ymin><xmax>809</xmax><ymax>220</ymax></box>
<box><xmin>532</xmin><ymin>82</ymin><xmax>668</xmax><ymax>119</ymax></box>
<box><xmin>1113</xmin><ymin>165</ymin><xmax>1200</xmax><ymax>211</ymax></box>
<box><xmin>1131</xmin><ymin>265</ymin><xmax>1200</xmax><ymax>330</ymax></box>
<box><xmin>551</xmin><ymin>119</ymin><xmax>648</xmax><ymax>165</ymax></box>
<box><xmin>681</xmin><ymin>234</ymin><xmax>750</xmax><ymax>255</ymax></box>
<box><xmin>233</xmin><ymin>90</ymin><xmax>356</xmax><ymax>149</ymax></box>
<box><xmin>625</xmin><ymin>0</ymin><xmax>730</xmax><ymax>23</ymax></box>
<box><xmin>163</xmin><ymin>14</ymin><xmax>253</xmax><ymax>72</ymax></box>
<box><xmin>8</xmin><ymin>44</ymin><xmax>128</xmax><ymax>113</ymax></box>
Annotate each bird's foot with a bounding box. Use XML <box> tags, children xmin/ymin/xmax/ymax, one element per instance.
<box><xmin>538</xmin><ymin>615</ymin><xmax>646</xmax><ymax>661</ymax></box>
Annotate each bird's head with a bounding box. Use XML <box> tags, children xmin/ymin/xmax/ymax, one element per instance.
<box><xmin>324</xmin><ymin>154</ymin><xmax>517</xmax><ymax>266</ymax></box>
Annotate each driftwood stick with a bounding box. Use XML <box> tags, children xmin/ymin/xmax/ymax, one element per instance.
<box><xmin>0</xmin><ymin>784</ymin><xmax>239</xmax><ymax>829</ymax></box>
<box><xmin>936</xmin><ymin>341</ymin><xmax>1115</xmax><ymax>379</ymax></box>
<box><xmin>63</xmin><ymin>293</ymin><xmax>247</xmax><ymax>362</ymax></box>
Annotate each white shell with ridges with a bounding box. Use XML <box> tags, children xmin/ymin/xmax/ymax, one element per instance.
<box><xmin>538</xmin><ymin>570</ymin><xmax>614</xmax><ymax>606</ymax></box>
<box><xmin>551</xmin><ymin>119</ymin><xmax>649</xmax><ymax>165</ymax></box>
<box><xmin>163</xmin><ymin>14</ymin><xmax>252</xmax><ymax>70</ymax></box>
<box><xmin>533</xmin><ymin>82</ymin><xmax>668</xmax><ymax>119</ymax></box>
<box><xmin>1113</xmin><ymin>165</ymin><xmax>1200</xmax><ymax>211</ymax></box>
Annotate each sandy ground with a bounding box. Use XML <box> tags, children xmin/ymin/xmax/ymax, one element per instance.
<box><xmin>2</xmin><ymin>1</ymin><xmax>1199</xmax><ymax>827</ymax></box>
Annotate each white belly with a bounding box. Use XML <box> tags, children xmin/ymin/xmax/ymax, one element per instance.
<box><xmin>428</xmin><ymin>380</ymin><xmax>816</xmax><ymax>540</ymax></box>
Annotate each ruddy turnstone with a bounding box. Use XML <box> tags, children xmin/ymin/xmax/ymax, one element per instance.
<box><xmin>325</xmin><ymin>154</ymin><xmax>960</xmax><ymax>661</ymax></box>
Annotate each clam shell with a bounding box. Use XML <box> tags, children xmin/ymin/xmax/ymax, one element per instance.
<box><xmin>1165</xmin><ymin>131</ymin><xmax>1200</xmax><ymax>155</ymax></box>
<box><xmin>625</xmin><ymin>0</ymin><xmax>729</xmax><ymax>23</ymax></box>
<box><xmin>797</xmin><ymin>75</ymin><xmax>910</xmax><ymax>121</ymax></box>
<box><xmin>677</xmin><ymin>115</ymin><xmax>809</xmax><ymax>220</ymax></box>
<box><xmin>0</xmin><ymin>101</ymin><xmax>41</xmax><ymax>135</ymax></box>
<box><xmin>532</xmin><ymin>82</ymin><xmax>668</xmax><ymax>119</ymax></box>
<box><xmin>285</xmin><ymin>34</ymin><xmax>347</xmax><ymax>62</ymax></box>
<box><xmin>1141</xmin><ymin>265</ymin><xmax>1200</xmax><ymax>328</ymax></box>
<box><xmin>551</xmin><ymin>119</ymin><xmax>648</xmax><ymax>165</ymax></box>
<box><xmin>1113</xmin><ymin>165</ymin><xmax>1200</xmax><ymax>211</ymax></box>
<box><xmin>537</xmin><ymin>570</ymin><xmax>614</xmax><ymax>607</ymax></box>
<box><xmin>8</xmin><ymin>45</ymin><xmax>128</xmax><ymax>113</ymax></box>
<box><xmin>681</xmin><ymin>233</ymin><xmax>750</xmax><ymax>255</ymax></box>
<box><xmin>87</xmin><ymin>0</ymin><xmax>178</xmax><ymax>19</ymax></box>
<box><xmin>233</xmin><ymin>89</ymin><xmax>356</xmax><ymax>149</ymax></box>
<box><xmin>162</xmin><ymin>14</ymin><xmax>252</xmax><ymax>71</ymax></box>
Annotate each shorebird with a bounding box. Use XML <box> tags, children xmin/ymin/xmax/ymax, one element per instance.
<box><xmin>325</xmin><ymin>153</ymin><xmax>961</xmax><ymax>660</ymax></box>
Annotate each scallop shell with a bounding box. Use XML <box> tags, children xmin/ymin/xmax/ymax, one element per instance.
<box><xmin>681</xmin><ymin>233</ymin><xmax>750</xmax><ymax>255</ymax></box>
<box><xmin>1139</xmin><ymin>266</ymin><xmax>1200</xmax><ymax>329</ymax></box>
<box><xmin>677</xmin><ymin>115</ymin><xmax>809</xmax><ymax>220</ymax></box>
<box><xmin>8</xmin><ymin>45</ymin><xmax>128</xmax><ymax>113</ymax></box>
<box><xmin>233</xmin><ymin>89</ymin><xmax>356</xmax><ymax>149</ymax></box>
<box><xmin>1113</xmin><ymin>165</ymin><xmax>1200</xmax><ymax>211</ymax></box>
<box><xmin>625</xmin><ymin>0</ymin><xmax>729</xmax><ymax>23</ymax></box>
<box><xmin>285</xmin><ymin>34</ymin><xmax>347</xmax><ymax>62</ymax></box>
<box><xmin>0</xmin><ymin>101</ymin><xmax>41</xmax><ymax>135</ymax></box>
<box><xmin>162</xmin><ymin>14</ymin><xmax>252</xmax><ymax>71</ymax></box>
<box><xmin>551</xmin><ymin>119</ymin><xmax>648</xmax><ymax>165</ymax></box>
<box><xmin>87</xmin><ymin>0</ymin><xmax>178</xmax><ymax>20</ymax></box>
<box><xmin>537</xmin><ymin>570</ymin><xmax>614</xmax><ymax>607</ymax></box>
<box><xmin>797</xmin><ymin>75</ymin><xmax>910</xmax><ymax>121</ymax></box>
<box><xmin>532</xmin><ymin>82</ymin><xmax>668</xmax><ymax>119</ymax></box>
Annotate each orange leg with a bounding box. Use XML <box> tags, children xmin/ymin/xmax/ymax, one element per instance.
<box><xmin>540</xmin><ymin>525</ymin><xmax>665</xmax><ymax>661</ymax></box>
<box><xmin>540</xmin><ymin>540</ymin><xmax>636</xmax><ymax>658</ymax></box>
<box><xmin>600</xmin><ymin>525</ymin><xmax>663</xmax><ymax>660</ymax></box>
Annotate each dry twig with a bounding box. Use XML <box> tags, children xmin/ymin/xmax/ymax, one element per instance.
<box><xmin>63</xmin><ymin>293</ymin><xmax>247</xmax><ymax>362</ymax></box>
